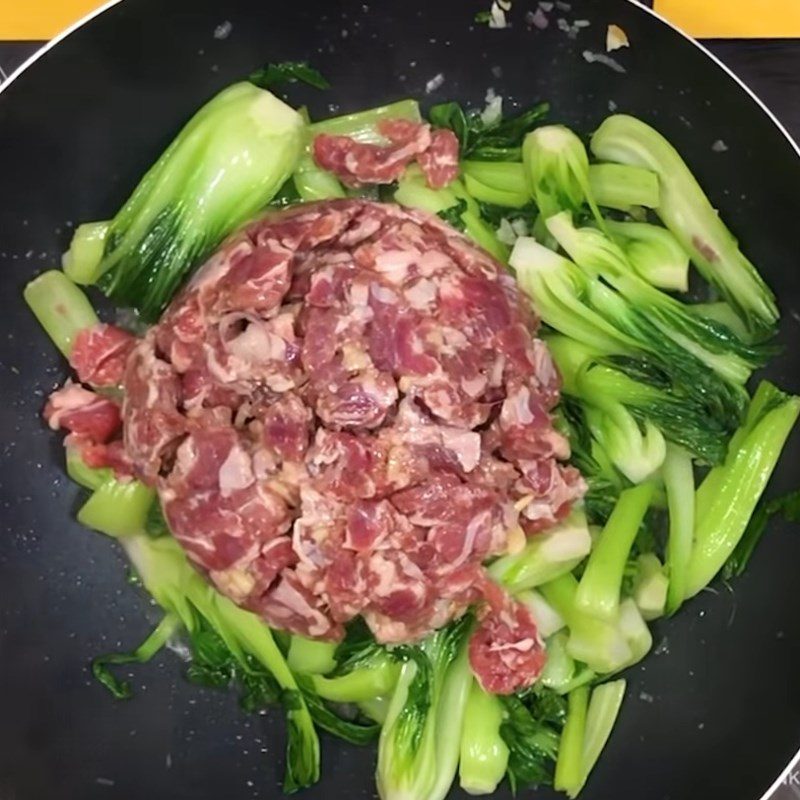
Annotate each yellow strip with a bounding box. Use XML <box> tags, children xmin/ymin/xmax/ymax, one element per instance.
<box><xmin>4</xmin><ymin>0</ymin><xmax>800</xmax><ymax>42</ymax></box>
<box><xmin>654</xmin><ymin>0</ymin><xmax>800</xmax><ymax>38</ymax></box>
<box><xmin>0</xmin><ymin>0</ymin><xmax>102</xmax><ymax>40</ymax></box>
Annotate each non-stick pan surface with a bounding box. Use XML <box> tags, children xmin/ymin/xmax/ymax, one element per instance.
<box><xmin>1</xmin><ymin>1</ymin><xmax>799</xmax><ymax>798</ymax></box>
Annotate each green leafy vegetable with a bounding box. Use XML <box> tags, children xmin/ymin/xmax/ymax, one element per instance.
<box><xmin>24</xmin><ymin>270</ymin><xmax>99</xmax><ymax>358</ymax></box>
<box><xmin>557</xmin><ymin>398</ymin><xmax>625</xmax><ymax>525</ymax></box>
<box><xmin>663</xmin><ymin>444</ymin><xmax>695</xmax><ymax>614</ymax></box>
<box><xmin>546</xmin><ymin>335</ymin><xmax>740</xmax><ymax>469</ymax></box>
<box><xmin>631</xmin><ymin>553</ymin><xmax>668</xmax><ymax>621</ymax></box>
<box><xmin>462</xmin><ymin>160</ymin><xmax>528</xmax><ymax>196</ymax></box>
<box><xmin>377</xmin><ymin>617</ymin><xmax>472</xmax><ymax>800</ymax></box>
<box><xmin>500</xmin><ymin>693</ymin><xmax>563</xmax><ymax>791</ymax></box>
<box><xmin>478</xmin><ymin>199</ymin><xmax>538</xmax><ymax>235</ymax></box>
<box><xmin>489</xmin><ymin>509</ymin><xmax>592</xmax><ymax>592</ymax></box>
<box><xmin>311</xmin><ymin>650</ymin><xmax>399</xmax><ymax>703</ymax></box>
<box><xmin>510</xmin><ymin>237</ymin><xmax>746</xmax><ymax>441</ymax></box>
<box><xmin>554</xmin><ymin>685</ymin><xmax>590</xmax><ymax>797</ymax></box>
<box><xmin>576</xmin><ymin>680</ymin><xmax>626</xmax><ymax>795</ymax></box>
<box><xmin>686</xmin><ymin>381</ymin><xmax>800</xmax><ymax>597</ymax></box>
<box><xmin>587</xmin><ymin>163</ymin><xmax>660</xmax><ymax>212</ymax></box>
<box><xmin>522</xmin><ymin>126</ymin><xmax>605</xmax><ymax>230</ymax></box>
<box><xmin>100</xmin><ymin>533</ymin><xmax>321</xmax><ymax>792</ymax></box>
<box><xmin>98</xmin><ymin>82</ymin><xmax>306</xmax><ymax>321</ymax></box>
<box><xmin>77</xmin><ymin>479</ymin><xmax>156</xmax><ymax>539</ymax></box>
<box><xmin>604</xmin><ymin>219</ymin><xmax>689</xmax><ymax>292</ymax></box>
<box><xmin>464</xmin><ymin>173</ymin><xmax>530</xmax><ymax>208</ymax></box>
<box><xmin>538</xmin><ymin>632</ymin><xmax>576</xmax><ymax>692</ymax></box>
<box><xmin>287</xmin><ymin>636</ymin><xmax>338</xmax><ymax>676</ymax></box>
<box><xmin>723</xmin><ymin>489</ymin><xmax>800</xmax><ymax>579</ymax></box>
<box><xmin>93</xmin><ymin>614</ymin><xmax>180</xmax><ymax>699</ymax></box>
<box><xmin>428</xmin><ymin>100</ymin><xmax>549</xmax><ymax>161</ymax></box>
<box><xmin>591</xmin><ymin>114</ymin><xmax>778</xmax><ymax>338</ymax></box>
<box><xmin>66</xmin><ymin>446</ymin><xmax>112</xmax><ymax>491</ymax></box>
<box><xmin>584</xmin><ymin>402</ymin><xmax>666</xmax><ymax>485</ymax></box>
<box><xmin>458</xmin><ymin>680</ymin><xmax>509</xmax><ymax>794</ymax></box>
<box><xmin>395</xmin><ymin>166</ymin><xmax>508</xmax><ymax>260</ymax></box>
<box><xmin>144</xmin><ymin>500</ymin><xmax>170</xmax><ymax>539</ymax></box>
<box><xmin>540</xmin><ymin>574</ymin><xmax>633</xmax><ymax>675</ymax></box>
<box><xmin>62</xmin><ymin>221</ymin><xmax>111</xmax><ymax>286</ymax></box>
<box><xmin>546</xmin><ymin>211</ymin><xmax>773</xmax><ymax>387</ymax></box>
<box><xmin>249</xmin><ymin>61</ymin><xmax>330</xmax><ymax>90</ymax></box>
<box><xmin>576</xmin><ymin>483</ymin><xmax>655</xmax><ymax>622</ymax></box>
<box><xmin>295</xmin><ymin>676</ymin><xmax>381</xmax><ymax>746</ymax></box>
<box><xmin>437</xmin><ymin>198</ymin><xmax>469</xmax><ymax>231</ymax></box>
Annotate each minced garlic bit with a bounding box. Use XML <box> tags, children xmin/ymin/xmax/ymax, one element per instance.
<box><xmin>480</xmin><ymin>87</ymin><xmax>503</xmax><ymax>126</ymax></box>
<box><xmin>514</xmin><ymin>494</ymin><xmax>535</xmax><ymax>512</ymax></box>
<box><xmin>606</xmin><ymin>23</ymin><xmax>630</xmax><ymax>52</ymax></box>
<box><xmin>489</xmin><ymin>0</ymin><xmax>510</xmax><ymax>28</ymax></box>
<box><xmin>583</xmin><ymin>49</ymin><xmax>627</xmax><ymax>74</ymax></box>
<box><xmin>425</xmin><ymin>73</ymin><xmax>445</xmax><ymax>94</ymax></box>
<box><xmin>506</xmin><ymin>524</ymin><xmax>527</xmax><ymax>555</ymax></box>
<box><xmin>496</xmin><ymin>219</ymin><xmax>518</xmax><ymax>246</ymax></box>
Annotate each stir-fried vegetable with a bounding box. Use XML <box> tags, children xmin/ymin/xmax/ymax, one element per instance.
<box><xmin>663</xmin><ymin>444</ymin><xmax>696</xmax><ymax>614</ymax></box>
<box><xmin>575</xmin><ymin>680</ymin><xmax>626</xmax><ymax>794</ymax></box>
<box><xmin>500</xmin><ymin>691</ymin><xmax>564</xmax><ymax>791</ymax></box>
<box><xmin>94</xmin><ymin>82</ymin><xmax>306</xmax><ymax>320</ymax></box>
<box><xmin>540</xmin><ymin>574</ymin><xmax>632</xmax><ymax>674</ymax></box>
<box><xmin>576</xmin><ymin>483</ymin><xmax>654</xmax><ymax>622</ymax></box>
<box><xmin>106</xmin><ymin>533</ymin><xmax>321</xmax><ymax>791</ymax></box>
<box><xmin>490</xmin><ymin>509</ymin><xmax>593</xmax><ymax>591</ymax></box>
<box><xmin>591</xmin><ymin>114</ymin><xmax>779</xmax><ymax>338</ymax></box>
<box><xmin>547</xmin><ymin>336</ymin><xmax>738</xmax><ymax>465</ymax></box>
<box><xmin>587</xmin><ymin>163</ymin><xmax>659</xmax><ymax>212</ymax></box>
<box><xmin>394</xmin><ymin>165</ymin><xmax>509</xmax><ymax>261</ymax></box>
<box><xmin>631</xmin><ymin>553</ymin><xmax>668</xmax><ymax>621</ymax></box>
<box><xmin>522</xmin><ymin>126</ymin><xmax>604</xmax><ymax>229</ymax></box>
<box><xmin>685</xmin><ymin>382</ymin><xmax>799</xmax><ymax>597</ymax></box>
<box><xmin>25</xmin><ymin>72</ymin><xmax>800</xmax><ymax>800</ymax></box>
<box><xmin>428</xmin><ymin>99</ymin><xmax>549</xmax><ymax>161</ymax></box>
<box><xmin>62</xmin><ymin>221</ymin><xmax>111</xmax><ymax>285</ymax></box>
<box><xmin>511</xmin><ymin>238</ymin><xmax>746</xmax><ymax>451</ymax></box>
<box><xmin>24</xmin><ymin>270</ymin><xmax>99</xmax><ymax>357</ymax></box>
<box><xmin>546</xmin><ymin>211</ymin><xmax>772</xmax><ymax>387</ymax></box>
<box><xmin>604</xmin><ymin>219</ymin><xmax>689</xmax><ymax>292</ymax></box>
<box><xmin>77</xmin><ymin>479</ymin><xmax>155</xmax><ymax>538</ymax></box>
<box><xmin>377</xmin><ymin>617</ymin><xmax>473</xmax><ymax>800</ymax></box>
<box><xmin>459</xmin><ymin>680</ymin><xmax>509</xmax><ymax>794</ymax></box>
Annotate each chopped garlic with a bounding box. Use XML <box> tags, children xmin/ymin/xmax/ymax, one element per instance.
<box><xmin>606</xmin><ymin>23</ymin><xmax>630</xmax><ymax>52</ymax></box>
<box><xmin>489</xmin><ymin>1</ymin><xmax>509</xmax><ymax>28</ymax></box>
<box><xmin>425</xmin><ymin>72</ymin><xmax>445</xmax><ymax>94</ymax></box>
<box><xmin>510</xmin><ymin>217</ymin><xmax>529</xmax><ymax>237</ymax></box>
<box><xmin>481</xmin><ymin>88</ymin><xmax>503</xmax><ymax>126</ymax></box>
<box><xmin>496</xmin><ymin>218</ymin><xmax>518</xmax><ymax>246</ymax></box>
<box><xmin>514</xmin><ymin>494</ymin><xmax>535</xmax><ymax>512</ymax></box>
<box><xmin>583</xmin><ymin>49</ymin><xmax>627</xmax><ymax>74</ymax></box>
<box><xmin>506</xmin><ymin>524</ymin><xmax>527</xmax><ymax>555</ymax></box>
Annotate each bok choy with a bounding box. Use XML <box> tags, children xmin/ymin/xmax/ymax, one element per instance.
<box><xmin>94</xmin><ymin>82</ymin><xmax>306</xmax><ymax>320</ymax></box>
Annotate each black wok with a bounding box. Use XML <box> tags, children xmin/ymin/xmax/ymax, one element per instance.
<box><xmin>1</xmin><ymin>1</ymin><xmax>799</xmax><ymax>798</ymax></box>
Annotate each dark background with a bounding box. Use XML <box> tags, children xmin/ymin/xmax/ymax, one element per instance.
<box><xmin>3</xmin><ymin>33</ymin><xmax>799</xmax><ymax>140</ymax></box>
<box><xmin>0</xmin><ymin>3</ymin><xmax>799</xmax><ymax>800</ymax></box>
